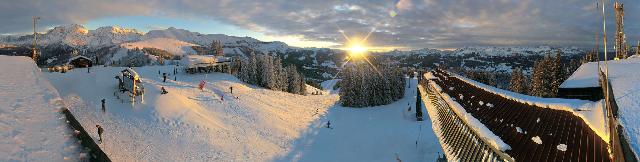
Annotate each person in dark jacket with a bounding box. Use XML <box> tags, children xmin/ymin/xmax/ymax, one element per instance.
<box><xmin>230</xmin><ymin>86</ymin><xmax>233</xmax><ymax>94</ymax></box>
<box><xmin>163</xmin><ymin>73</ymin><xmax>167</xmax><ymax>82</ymax></box>
<box><xmin>101</xmin><ymin>99</ymin><xmax>106</xmax><ymax>112</ymax></box>
<box><xmin>96</xmin><ymin>125</ymin><xmax>104</xmax><ymax>143</ymax></box>
<box><xmin>161</xmin><ymin>87</ymin><xmax>168</xmax><ymax>94</ymax></box>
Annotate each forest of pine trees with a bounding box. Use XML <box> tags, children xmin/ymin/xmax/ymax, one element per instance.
<box><xmin>338</xmin><ymin>61</ymin><xmax>406</xmax><ymax>107</ymax></box>
<box><xmin>235</xmin><ymin>53</ymin><xmax>307</xmax><ymax>95</ymax></box>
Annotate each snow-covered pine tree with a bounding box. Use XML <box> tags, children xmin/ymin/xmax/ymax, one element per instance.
<box><xmin>286</xmin><ymin>65</ymin><xmax>300</xmax><ymax>94</ymax></box>
<box><xmin>298</xmin><ymin>71</ymin><xmax>307</xmax><ymax>95</ymax></box>
<box><xmin>272</xmin><ymin>56</ymin><xmax>283</xmax><ymax>91</ymax></box>
<box><xmin>339</xmin><ymin>66</ymin><xmax>354</xmax><ymax>106</ymax></box>
<box><xmin>509</xmin><ymin>67</ymin><xmax>528</xmax><ymax>94</ymax></box>
<box><xmin>550</xmin><ymin>50</ymin><xmax>564</xmax><ymax>97</ymax></box>
<box><xmin>529</xmin><ymin>60</ymin><xmax>544</xmax><ymax>97</ymax></box>
<box><xmin>248</xmin><ymin>53</ymin><xmax>258</xmax><ymax>85</ymax></box>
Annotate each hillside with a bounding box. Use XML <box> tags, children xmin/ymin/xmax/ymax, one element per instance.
<box><xmin>42</xmin><ymin>65</ymin><xmax>441</xmax><ymax>161</ymax></box>
<box><xmin>121</xmin><ymin>38</ymin><xmax>198</xmax><ymax>55</ymax></box>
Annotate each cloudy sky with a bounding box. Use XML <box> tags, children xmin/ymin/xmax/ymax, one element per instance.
<box><xmin>2</xmin><ymin>0</ymin><xmax>639</xmax><ymax>50</ymax></box>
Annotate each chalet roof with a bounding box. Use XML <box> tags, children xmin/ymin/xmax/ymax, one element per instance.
<box><xmin>67</xmin><ymin>55</ymin><xmax>92</xmax><ymax>64</ymax></box>
<box><xmin>426</xmin><ymin>69</ymin><xmax>612</xmax><ymax>161</ymax></box>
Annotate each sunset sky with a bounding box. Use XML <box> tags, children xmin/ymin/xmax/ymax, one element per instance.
<box><xmin>2</xmin><ymin>0</ymin><xmax>639</xmax><ymax>50</ymax></box>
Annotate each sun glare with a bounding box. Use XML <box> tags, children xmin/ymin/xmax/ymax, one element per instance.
<box><xmin>348</xmin><ymin>44</ymin><xmax>367</xmax><ymax>57</ymax></box>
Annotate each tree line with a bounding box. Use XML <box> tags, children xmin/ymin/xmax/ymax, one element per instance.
<box><xmin>235</xmin><ymin>53</ymin><xmax>307</xmax><ymax>95</ymax></box>
<box><xmin>339</xmin><ymin>60</ymin><xmax>406</xmax><ymax>107</ymax></box>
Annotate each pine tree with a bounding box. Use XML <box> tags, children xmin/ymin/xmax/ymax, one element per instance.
<box><xmin>247</xmin><ymin>53</ymin><xmax>258</xmax><ymax>84</ymax></box>
<box><xmin>550</xmin><ymin>50</ymin><xmax>564</xmax><ymax>96</ymax></box>
<box><xmin>530</xmin><ymin>60</ymin><xmax>544</xmax><ymax>97</ymax></box>
<box><xmin>509</xmin><ymin>67</ymin><xmax>528</xmax><ymax>94</ymax></box>
<box><xmin>286</xmin><ymin>65</ymin><xmax>301</xmax><ymax>94</ymax></box>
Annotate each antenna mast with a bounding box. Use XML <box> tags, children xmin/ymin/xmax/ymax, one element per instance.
<box><xmin>32</xmin><ymin>16</ymin><xmax>40</xmax><ymax>62</ymax></box>
<box><xmin>614</xmin><ymin>1</ymin><xmax>627</xmax><ymax>59</ymax></box>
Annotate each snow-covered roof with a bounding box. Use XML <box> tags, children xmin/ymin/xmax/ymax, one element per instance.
<box><xmin>67</xmin><ymin>55</ymin><xmax>92</xmax><ymax>64</ymax></box>
<box><xmin>425</xmin><ymin>70</ymin><xmax>612</xmax><ymax>161</ymax></box>
<box><xmin>0</xmin><ymin>56</ymin><xmax>82</xmax><ymax>161</ymax></box>
<box><xmin>559</xmin><ymin>62</ymin><xmax>601</xmax><ymax>88</ymax></box>
<box><xmin>181</xmin><ymin>55</ymin><xmax>216</xmax><ymax>67</ymax></box>
<box><xmin>560</xmin><ymin>58</ymin><xmax>640</xmax><ymax>157</ymax></box>
<box><xmin>215</xmin><ymin>56</ymin><xmax>232</xmax><ymax>63</ymax></box>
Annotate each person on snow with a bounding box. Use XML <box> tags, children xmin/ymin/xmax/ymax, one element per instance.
<box><xmin>230</xmin><ymin>86</ymin><xmax>233</xmax><ymax>94</ymax></box>
<box><xmin>161</xmin><ymin>87</ymin><xmax>168</xmax><ymax>94</ymax></box>
<box><xmin>101</xmin><ymin>99</ymin><xmax>106</xmax><ymax>112</ymax></box>
<box><xmin>163</xmin><ymin>73</ymin><xmax>167</xmax><ymax>82</ymax></box>
<box><xmin>96</xmin><ymin>125</ymin><xmax>104</xmax><ymax>144</ymax></box>
<box><xmin>198</xmin><ymin>80</ymin><xmax>205</xmax><ymax>91</ymax></box>
<box><xmin>220</xmin><ymin>95</ymin><xmax>224</xmax><ymax>101</ymax></box>
<box><xmin>326</xmin><ymin>120</ymin><xmax>331</xmax><ymax>128</ymax></box>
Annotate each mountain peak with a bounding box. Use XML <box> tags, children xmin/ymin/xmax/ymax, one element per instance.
<box><xmin>94</xmin><ymin>26</ymin><xmax>141</xmax><ymax>35</ymax></box>
<box><xmin>49</xmin><ymin>24</ymin><xmax>88</xmax><ymax>35</ymax></box>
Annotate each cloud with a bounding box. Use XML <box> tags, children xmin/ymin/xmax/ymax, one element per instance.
<box><xmin>1</xmin><ymin>0</ymin><xmax>639</xmax><ymax>49</ymax></box>
<box><xmin>395</xmin><ymin>0</ymin><xmax>412</xmax><ymax>11</ymax></box>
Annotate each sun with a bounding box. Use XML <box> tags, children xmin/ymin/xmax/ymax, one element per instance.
<box><xmin>348</xmin><ymin>43</ymin><xmax>368</xmax><ymax>57</ymax></box>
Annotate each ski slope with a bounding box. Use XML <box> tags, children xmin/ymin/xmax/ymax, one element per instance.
<box><xmin>43</xmin><ymin>65</ymin><xmax>442</xmax><ymax>161</ymax></box>
<box><xmin>0</xmin><ymin>56</ymin><xmax>83</xmax><ymax>161</ymax></box>
<box><xmin>276</xmin><ymin>78</ymin><xmax>443</xmax><ymax>162</ymax></box>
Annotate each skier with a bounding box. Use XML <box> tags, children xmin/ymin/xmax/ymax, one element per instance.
<box><xmin>220</xmin><ymin>95</ymin><xmax>224</xmax><ymax>101</ymax></box>
<box><xmin>101</xmin><ymin>99</ymin><xmax>106</xmax><ymax>112</ymax></box>
<box><xmin>96</xmin><ymin>125</ymin><xmax>104</xmax><ymax>144</ymax></box>
<box><xmin>161</xmin><ymin>87</ymin><xmax>168</xmax><ymax>94</ymax></box>
<box><xmin>87</xmin><ymin>65</ymin><xmax>90</xmax><ymax>73</ymax></box>
<box><xmin>326</xmin><ymin>120</ymin><xmax>331</xmax><ymax>128</ymax></box>
<box><xmin>163</xmin><ymin>73</ymin><xmax>167</xmax><ymax>82</ymax></box>
<box><xmin>230</xmin><ymin>86</ymin><xmax>233</xmax><ymax>94</ymax></box>
<box><xmin>174</xmin><ymin>75</ymin><xmax>177</xmax><ymax>81</ymax></box>
<box><xmin>408</xmin><ymin>106</ymin><xmax>411</xmax><ymax>112</ymax></box>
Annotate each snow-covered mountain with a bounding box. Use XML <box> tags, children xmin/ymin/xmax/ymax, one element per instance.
<box><xmin>378</xmin><ymin>46</ymin><xmax>583</xmax><ymax>57</ymax></box>
<box><xmin>451</xmin><ymin>46</ymin><xmax>583</xmax><ymax>56</ymax></box>
<box><xmin>121</xmin><ymin>38</ymin><xmax>198</xmax><ymax>55</ymax></box>
<box><xmin>0</xmin><ymin>24</ymin><xmax>290</xmax><ymax>54</ymax></box>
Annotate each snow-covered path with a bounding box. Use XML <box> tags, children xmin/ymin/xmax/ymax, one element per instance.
<box><xmin>274</xmin><ymin>78</ymin><xmax>443</xmax><ymax>162</ymax></box>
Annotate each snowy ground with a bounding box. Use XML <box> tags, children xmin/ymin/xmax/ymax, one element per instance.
<box><xmin>276</xmin><ymin>78</ymin><xmax>443</xmax><ymax>162</ymax></box>
<box><xmin>0</xmin><ymin>56</ymin><xmax>83</xmax><ymax>161</ymax></box>
<box><xmin>43</xmin><ymin>65</ymin><xmax>442</xmax><ymax>161</ymax></box>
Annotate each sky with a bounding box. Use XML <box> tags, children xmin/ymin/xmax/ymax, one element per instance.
<box><xmin>1</xmin><ymin>0</ymin><xmax>639</xmax><ymax>50</ymax></box>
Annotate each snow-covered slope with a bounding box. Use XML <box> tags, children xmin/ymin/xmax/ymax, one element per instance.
<box><xmin>44</xmin><ymin>65</ymin><xmax>339</xmax><ymax>161</ymax></box>
<box><xmin>0</xmin><ymin>56</ymin><xmax>82</xmax><ymax>161</ymax></box>
<box><xmin>43</xmin><ymin>65</ymin><xmax>442</xmax><ymax>161</ymax></box>
<box><xmin>121</xmin><ymin>38</ymin><xmax>198</xmax><ymax>55</ymax></box>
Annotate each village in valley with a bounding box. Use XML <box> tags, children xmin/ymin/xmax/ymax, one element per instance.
<box><xmin>1</xmin><ymin>0</ymin><xmax>640</xmax><ymax>162</ymax></box>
